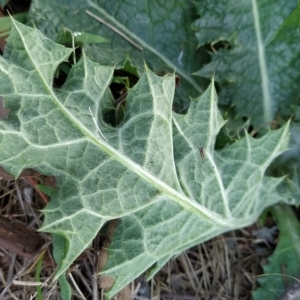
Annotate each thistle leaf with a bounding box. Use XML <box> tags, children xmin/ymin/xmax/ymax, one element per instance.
<box><xmin>0</xmin><ymin>20</ymin><xmax>291</xmax><ymax>298</ymax></box>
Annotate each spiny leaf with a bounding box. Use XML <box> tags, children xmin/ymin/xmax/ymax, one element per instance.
<box><xmin>27</xmin><ymin>0</ymin><xmax>209</xmax><ymax>109</ymax></box>
<box><xmin>0</xmin><ymin>20</ymin><xmax>291</xmax><ymax>298</ymax></box>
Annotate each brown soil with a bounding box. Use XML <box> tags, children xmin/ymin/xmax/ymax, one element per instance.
<box><xmin>0</xmin><ymin>173</ymin><xmax>276</xmax><ymax>300</ymax></box>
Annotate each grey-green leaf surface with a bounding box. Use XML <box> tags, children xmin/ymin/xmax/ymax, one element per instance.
<box><xmin>192</xmin><ymin>0</ymin><xmax>300</xmax><ymax>127</ymax></box>
<box><xmin>28</xmin><ymin>0</ymin><xmax>208</xmax><ymax>110</ymax></box>
<box><xmin>0</xmin><ymin>21</ymin><xmax>291</xmax><ymax>298</ymax></box>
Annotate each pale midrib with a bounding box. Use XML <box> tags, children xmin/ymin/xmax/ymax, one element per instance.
<box><xmin>85</xmin><ymin>1</ymin><xmax>203</xmax><ymax>94</ymax></box>
<box><xmin>91</xmin><ymin>137</ymin><xmax>230</xmax><ymax>226</ymax></box>
<box><xmin>251</xmin><ymin>0</ymin><xmax>272</xmax><ymax>122</ymax></box>
<box><xmin>261</xmin><ymin>122</ymin><xmax>289</xmax><ymax>169</ymax></box>
<box><xmin>14</xmin><ymin>21</ymin><xmax>229</xmax><ymax>227</ymax></box>
<box><xmin>208</xmin><ymin>84</ymin><xmax>231</xmax><ymax>219</ymax></box>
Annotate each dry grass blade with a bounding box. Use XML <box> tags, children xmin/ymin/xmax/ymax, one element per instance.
<box><xmin>0</xmin><ymin>176</ymin><xmax>277</xmax><ymax>299</ymax></box>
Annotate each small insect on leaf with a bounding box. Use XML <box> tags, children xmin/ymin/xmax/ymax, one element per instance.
<box><xmin>199</xmin><ymin>146</ymin><xmax>205</xmax><ymax>160</ymax></box>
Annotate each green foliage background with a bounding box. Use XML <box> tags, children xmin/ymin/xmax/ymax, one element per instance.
<box><xmin>0</xmin><ymin>0</ymin><xmax>300</xmax><ymax>299</ymax></box>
